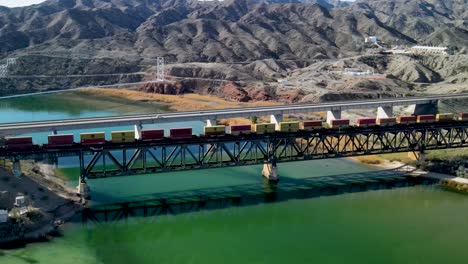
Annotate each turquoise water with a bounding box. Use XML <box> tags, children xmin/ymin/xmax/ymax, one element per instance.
<box><xmin>1</xmin><ymin>92</ymin><xmax>468</xmax><ymax>264</ymax></box>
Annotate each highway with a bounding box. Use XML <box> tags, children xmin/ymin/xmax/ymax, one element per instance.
<box><xmin>0</xmin><ymin>93</ymin><xmax>467</xmax><ymax>135</ymax></box>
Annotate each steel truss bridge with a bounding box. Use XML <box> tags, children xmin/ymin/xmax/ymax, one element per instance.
<box><xmin>1</xmin><ymin>122</ymin><xmax>467</xmax><ymax>183</ymax></box>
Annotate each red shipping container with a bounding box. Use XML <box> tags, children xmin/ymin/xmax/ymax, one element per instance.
<box><xmin>170</xmin><ymin>128</ymin><xmax>193</xmax><ymax>139</ymax></box>
<box><xmin>303</xmin><ymin>121</ymin><xmax>323</xmax><ymax>127</ymax></box>
<box><xmin>230</xmin><ymin>125</ymin><xmax>252</xmax><ymax>131</ymax></box>
<box><xmin>460</xmin><ymin>113</ymin><xmax>468</xmax><ymax>118</ymax></box>
<box><xmin>377</xmin><ymin>117</ymin><xmax>396</xmax><ymax>123</ymax></box>
<box><xmin>330</xmin><ymin>119</ymin><xmax>350</xmax><ymax>125</ymax></box>
<box><xmin>417</xmin><ymin>114</ymin><xmax>435</xmax><ymax>121</ymax></box>
<box><xmin>357</xmin><ymin>118</ymin><xmax>376</xmax><ymax>126</ymax></box>
<box><xmin>141</xmin><ymin>129</ymin><xmax>164</xmax><ymax>140</ymax></box>
<box><xmin>48</xmin><ymin>134</ymin><xmax>74</xmax><ymax>146</ymax></box>
<box><xmin>398</xmin><ymin>116</ymin><xmax>417</xmax><ymax>123</ymax></box>
<box><xmin>6</xmin><ymin>137</ymin><xmax>33</xmax><ymax>145</ymax></box>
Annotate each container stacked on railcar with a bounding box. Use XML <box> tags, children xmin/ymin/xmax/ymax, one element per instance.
<box><xmin>329</xmin><ymin>119</ymin><xmax>350</xmax><ymax>129</ymax></box>
<box><xmin>253</xmin><ymin>123</ymin><xmax>276</xmax><ymax>134</ymax></box>
<box><xmin>48</xmin><ymin>134</ymin><xmax>74</xmax><ymax>147</ymax></box>
<box><xmin>5</xmin><ymin>137</ymin><xmax>34</xmax><ymax>149</ymax></box>
<box><xmin>204</xmin><ymin>125</ymin><xmax>226</xmax><ymax>136</ymax></box>
<box><xmin>356</xmin><ymin>118</ymin><xmax>377</xmax><ymax>127</ymax></box>
<box><xmin>376</xmin><ymin>117</ymin><xmax>396</xmax><ymax>126</ymax></box>
<box><xmin>397</xmin><ymin>116</ymin><xmax>417</xmax><ymax>125</ymax></box>
<box><xmin>170</xmin><ymin>128</ymin><xmax>193</xmax><ymax>139</ymax></box>
<box><xmin>141</xmin><ymin>129</ymin><xmax>164</xmax><ymax>141</ymax></box>
<box><xmin>278</xmin><ymin>121</ymin><xmax>300</xmax><ymax>132</ymax></box>
<box><xmin>111</xmin><ymin>131</ymin><xmax>135</xmax><ymax>143</ymax></box>
<box><xmin>458</xmin><ymin>113</ymin><xmax>468</xmax><ymax>121</ymax></box>
<box><xmin>80</xmin><ymin>132</ymin><xmax>105</xmax><ymax>145</ymax></box>
<box><xmin>229</xmin><ymin>125</ymin><xmax>252</xmax><ymax>135</ymax></box>
<box><xmin>301</xmin><ymin>121</ymin><xmax>323</xmax><ymax>131</ymax></box>
<box><xmin>417</xmin><ymin>114</ymin><xmax>436</xmax><ymax>123</ymax></box>
<box><xmin>436</xmin><ymin>113</ymin><xmax>454</xmax><ymax>122</ymax></box>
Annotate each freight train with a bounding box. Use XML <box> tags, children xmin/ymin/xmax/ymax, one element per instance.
<box><xmin>2</xmin><ymin>113</ymin><xmax>467</xmax><ymax>149</ymax></box>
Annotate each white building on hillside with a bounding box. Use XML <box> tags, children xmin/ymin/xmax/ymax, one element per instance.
<box><xmin>410</xmin><ymin>46</ymin><xmax>448</xmax><ymax>55</ymax></box>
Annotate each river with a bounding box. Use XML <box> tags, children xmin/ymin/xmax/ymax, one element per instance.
<box><xmin>1</xmin><ymin>91</ymin><xmax>468</xmax><ymax>263</ymax></box>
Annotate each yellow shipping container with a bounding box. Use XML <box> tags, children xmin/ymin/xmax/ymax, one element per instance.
<box><xmin>204</xmin><ymin>126</ymin><xmax>226</xmax><ymax>133</ymax></box>
<box><xmin>436</xmin><ymin>113</ymin><xmax>454</xmax><ymax>121</ymax></box>
<box><xmin>111</xmin><ymin>131</ymin><xmax>135</xmax><ymax>138</ymax></box>
<box><xmin>80</xmin><ymin>132</ymin><xmax>105</xmax><ymax>140</ymax></box>
<box><xmin>254</xmin><ymin>123</ymin><xmax>276</xmax><ymax>134</ymax></box>
<box><xmin>278</xmin><ymin>122</ymin><xmax>300</xmax><ymax>132</ymax></box>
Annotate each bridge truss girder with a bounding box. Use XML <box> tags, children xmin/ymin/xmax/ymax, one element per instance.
<box><xmin>77</xmin><ymin>126</ymin><xmax>467</xmax><ymax>181</ymax></box>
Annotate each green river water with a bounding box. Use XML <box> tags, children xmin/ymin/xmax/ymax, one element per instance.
<box><xmin>1</xmin><ymin>92</ymin><xmax>468</xmax><ymax>264</ymax></box>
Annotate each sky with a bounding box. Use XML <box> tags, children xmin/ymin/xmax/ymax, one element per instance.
<box><xmin>0</xmin><ymin>0</ymin><xmax>46</xmax><ymax>7</ymax></box>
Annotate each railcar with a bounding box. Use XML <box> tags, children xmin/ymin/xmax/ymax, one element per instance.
<box><xmin>417</xmin><ymin>114</ymin><xmax>436</xmax><ymax>123</ymax></box>
<box><xmin>253</xmin><ymin>123</ymin><xmax>276</xmax><ymax>134</ymax></box>
<box><xmin>141</xmin><ymin>129</ymin><xmax>164</xmax><ymax>141</ymax></box>
<box><xmin>80</xmin><ymin>132</ymin><xmax>106</xmax><ymax>145</ymax></box>
<box><xmin>301</xmin><ymin>121</ymin><xmax>323</xmax><ymax>131</ymax></box>
<box><xmin>436</xmin><ymin>113</ymin><xmax>454</xmax><ymax>122</ymax></box>
<box><xmin>204</xmin><ymin>125</ymin><xmax>226</xmax><ymax>136</ymax></box>
<box><xmin>376</xmin><ymin>117</ymin><xmax>396</xmax><ymax>126</ymax></box>
<box><xmin>48</xmin><ymin>134</ymin><xmax>74</xmax><ymax>147</ymax></box>
<box><xmin>458</xmin><ymin>113</ymin><xmax>468</xmax><ymax>121</ymax></box>
<box><xmin>228</xmin><ymin>125</ymin><xmax>252</xmax><ymax>136</ymax></box>
<box><xmin>356</xmin><ymin>118</ymin><xmax>377</xmax><ymax>127</ymax></box>
<box><xmin>397</xmin><ymin>116</ymin><xmax>417</xmax><ymax>125</ymax></box>
<box><xmin>111</xmin><ymin>130</ymin><xmax>135</xmax><ymax>143</ymax></box>
<box><xmin>5</xmin><ymin>136</ymin><xmax>34</xmax><ymax>149</ymax></box>
<box><xmin>278</xmin><ymin>121</ymin><xmax>300</xmax><ymax>132</ymax></box>
<box><xmin>169</xmin><ymin>128</ymin><xmax>193</xmax><ymax>139</ymax></box>
<box><xmin>328</xmin><ymin>119</ymin><xmax>350</xmax><ymax>129</ymax></box>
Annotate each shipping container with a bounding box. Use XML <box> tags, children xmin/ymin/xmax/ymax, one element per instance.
<box><xmin>80</xmin><ymin>132</ymin><xmax>106</xmax><ymax>144</ymax></box>
<box><xmin>141</xmin><ymin>129</ymin><xmax>164</xmax><ymax>141</ymax></box>
<box><xmin>417</xmin><ymin>114</ymin><xmax>436</xmax><ymax>123</ymax></box>
<box><xmin>458</xmin><ymin>113</ymin><xmax>468</xmax><ymax>121</ymax></box>
<box><xmin>253</xmin><ymin>123</ymin><xmax>276</xmax><ymax>134</ymax></box>
<box><xmin>376</xmin><ymin>117</ymin><xmax>397</xmax><ymax>126</ymax></box>
<box><xmin>229</xmin><ymin>125</ymin><xmax>252</xmax><ymax>136</ymax></box>
<box><xmin>329</xmin><ymin>119</ymin><xmax>350</xmax><ymax>129</ymax></box>
<box><xmin>397</xmin><ymin>116</ymin><xmax>417</xmax><ymax>124</ymax></box>
<box><xmin>5</xmin><ymin>136</ymin><xmax>34</xmax><ymax>149</ymax></box>
<box><xmin>204</xmin><ymin>125</ymin><xmax>226</xmax><ymax>136</ymax></box>
<box><xmin>111</xmin><ymin>130</ymin><xmax>136</xmax><ymax>143</ymax></box>
<box><xmin>436</xmin><ymin>113</ymin><xmax>454</xmax><ymax>122</ymax></box>
<box><xmin>48</xmin><ymin>134</ymin><xmax>74</xmax><ymax>146</ymax></box>
<box><xmin>356</xmin><ymin>118</ymin><xmax>377</xmax><ymax>127</ymax></box>
<box><xmin>301</xmin><ymin>121</ymin><xmax>323</xmax><ymax>131</ymax></box>
<box><xmin>278</xmin><ymin>121</ymin><xmax>300</xmax><ymax>132</ymax></box>
<box><xmin>170</xmin><ymin>128</ymin><xmax>193</xmax><ymax>139</ymax></box>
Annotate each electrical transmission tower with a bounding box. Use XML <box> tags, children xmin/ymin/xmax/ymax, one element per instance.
<box><xmin>156</xmin><ymin>57</ymin><xmax>165</xmax><ymax>82</ymax></box>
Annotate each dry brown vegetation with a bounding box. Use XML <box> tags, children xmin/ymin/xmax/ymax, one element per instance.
<box><xmin>82</xmin><ymin>88</ymin><xmax>280</xmax><ymax>112</ymax></box>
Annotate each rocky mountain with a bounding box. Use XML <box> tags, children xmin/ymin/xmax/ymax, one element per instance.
<box><xmin>1</xmin><ymin>0</ymin><xmax>466</xmax><ymax>63</ymax></box>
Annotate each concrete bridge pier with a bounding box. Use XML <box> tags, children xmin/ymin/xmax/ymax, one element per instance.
<box><xmin>206</xmin><ymin>119</ymin><xmax>217</xmax><ymax>127</ymax></box>
<box><xmin>12</xmin><ymin>159</ymin><xmax>21</xmax><ymax>177</ymax></box>
<box><xmin>270</xmin><ymin>114</ymin><xmax>283</xmax><ymax>130</ymax></box>
<box><xmin>326</xmin><ymin>110</ymin><xmax>341</xmax><ymax>124</ymax></box>
<box><xmin>377</xmin><ymin>106</ymin><xmax>393</xmax><ymax>118</ymax></box>
<box><xmin>78</xmin><ymin>179</ymin><xmax>90</xmax><ymax>199</ymax></box>
<box><xmin>412</xmin><ymin>101</ymin><xmax>438</xmax><ymax>115</ymax></box>
<box><xmin>134</xmin><ymin>124</ymin><xmax>142</xmax><ymax>140</ymax></box>
<box><xmin>262</xmin><ymin>161</ymin><xmax>279</xmax><ymax>182</ymax></box>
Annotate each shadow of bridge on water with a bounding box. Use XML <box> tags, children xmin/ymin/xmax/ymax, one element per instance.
<box><xmin>81</xmin><ymin>166</ymin><xmax>438</xmax><ymax>224</ymax></box>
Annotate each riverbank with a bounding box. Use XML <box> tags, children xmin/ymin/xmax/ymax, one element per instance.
<box><xmin>0</xmin><ymin>163</ymin><xmax>82</xmax><ymax>247</ymax></box>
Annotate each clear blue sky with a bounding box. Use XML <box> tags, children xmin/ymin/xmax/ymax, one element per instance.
<box><xmin>0</xmin><ymin>0</ymin><xmax>46</xmax><ymax>7</ymax></box>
